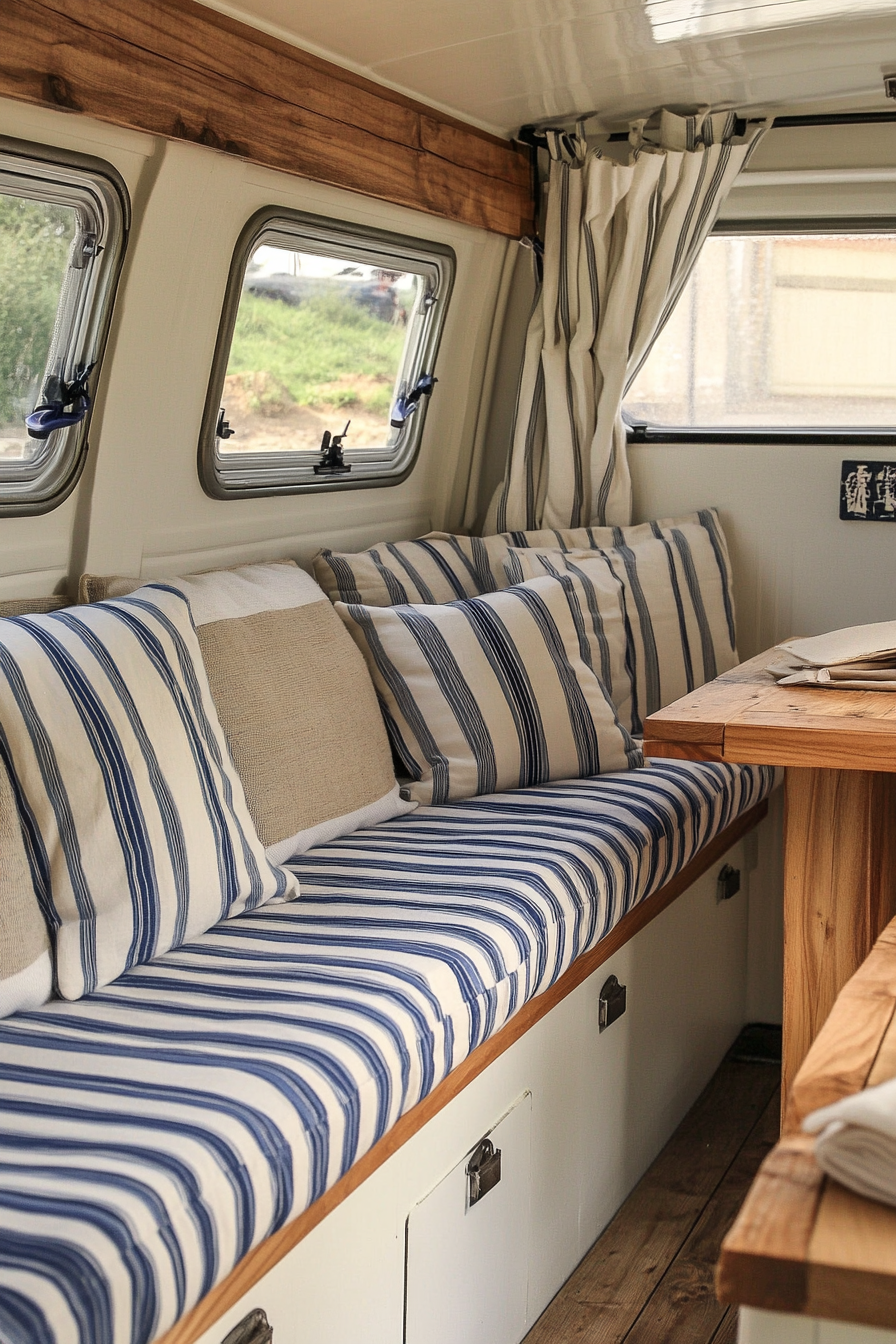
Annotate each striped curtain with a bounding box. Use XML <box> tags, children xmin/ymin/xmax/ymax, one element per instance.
<box><xmin>485</xmin><ymin>109</ymin><xmax>767</xmax><ymax>532</ymax></box>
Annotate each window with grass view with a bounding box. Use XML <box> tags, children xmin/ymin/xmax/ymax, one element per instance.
<box><xmin>0</xmin><ymin>194</ymin><xmax>78</xmax><ymax>462</ymax></box>
<box><xmin>625</xmin><ymin>231</ymin><xmax>896</xmax><ymax>430</ymax></box>
<box><xmin>0</xmin><ymin>146</ymin><xmax>126</xmax><ymax>513</ymax></box>
<box><xmin>203</xmin><ymin>213</ymin><xmax>453</xmax><ymax>496</ymax></box>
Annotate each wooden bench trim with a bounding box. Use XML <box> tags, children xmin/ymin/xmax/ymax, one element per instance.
<box><xmin>0</xmin><ymin>0</ymin><xmax>533</xmax><ymax>238</ymax></box>
<box><xmin>155</xmin><ymin>798</ymin><xmax>768</xmax><ymax>1344</ymax></box>
<box><xmin>717</xmin><ymin>916</ymin><xmax>896</xmax><ymax>1328</ymax></box>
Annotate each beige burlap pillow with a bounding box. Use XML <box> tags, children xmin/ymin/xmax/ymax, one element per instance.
<box><xmin>0</xmin><ymin>595</ymin><xmax>69</xmax><ymax>617</ymax></box>
<box><xmin>0</xmin><ymin>599</ymin><xmax>61</xmax><ymax>1014</ymax></box>
<box><xmin>173</xmin><ymin>563</ymin><xmax>414</xmax><ymax>860</ymax></box>
<box><xmin>0</xmin><ymin>753</ymin><xmax>52</xmax><ymax>1016</ymax></box>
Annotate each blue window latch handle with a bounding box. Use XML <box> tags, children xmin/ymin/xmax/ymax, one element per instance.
<box><xmin>391</xmin><ymin>372</ymin><xmax>437</xmax><ymax>429</ymax></box>
<box><xmin>26</xmin><ymin>365</ymin><xmax>95</xmax><ymax>440</ymax></box>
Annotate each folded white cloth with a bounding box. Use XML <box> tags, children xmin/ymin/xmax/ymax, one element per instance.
<box><xmin>804</xmin><ymin>1075</ymin><xmax>896</xmax><ymax>1207</ymax></box>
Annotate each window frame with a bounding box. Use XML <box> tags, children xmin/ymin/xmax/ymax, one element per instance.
<box><xmin>199</xmin><ymin>207</ymin><xmax>456</xmax><ymax>500</ymax></box>
<box><xmin>0</xmin><ymin>136</ymin><xmax>129</xmax><ymax>515</ymax></box>
<box><xmin>624</xmin><ymin>216</ymin><xmax>896</xmax><ymax>448</ymax></box>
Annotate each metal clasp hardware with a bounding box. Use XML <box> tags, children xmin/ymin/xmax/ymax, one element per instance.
<box><xmin>221</xmin><ymin>1307</ymin><xmax>273</xmax><ymax>1344</ymax></box>
<box><xmin>598</xmin><ymin>974</ymin><xmax>627</xmax><ymax>1032</ymax></box>
<box><xmin>466</xmin><ymin>1137</ymin><xmax>502</xmax><ymax>1208</ymax></box>
<box><xmin>717</xmin><ymin>864</ymin><xmax>741</xmax><ymax>902</ymax></box>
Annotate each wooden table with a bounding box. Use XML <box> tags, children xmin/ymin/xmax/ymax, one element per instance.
<box><xmin>717</xmin><ymin>916</ymin><xmax>896</xmax><ymax>1331</ymax></box>
<box><xmin>644</xmin><ymin>650</ymin><xmax>896</xmax><ymax>1102</ymax></box>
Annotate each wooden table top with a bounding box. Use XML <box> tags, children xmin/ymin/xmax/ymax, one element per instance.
<box><xmin>717</xmin><ymin>918</ymin><xmax>896</xmax><ymax>1331</ymax></box>
<box><xmin>643</xmin><ymin>649</ymin><xmax>896</xmax><ymax>773</ymax></box>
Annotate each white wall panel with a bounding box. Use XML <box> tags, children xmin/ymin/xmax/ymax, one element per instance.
<box><xmin>80</xmin><ymin>140</ymin><xmax>508</xmax><ymax>581</ymax></box>
<box><xmin>630</xmin><ymin>442</ymin><xmax>896</xmax><ymax>661</ymax></box>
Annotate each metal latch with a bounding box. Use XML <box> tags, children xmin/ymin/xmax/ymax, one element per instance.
<box><xmin>598</xmin><ymin>974</ymin><xmax>626</xmax><ymax>1032</ymax></box>
<box><xmin>467</xmin><ymin>1137</ymin><xmax>501</xmax><ymax>1208</ymax></box>
<box><xmin>717</xmin><ymin>864</ymin><xmax>741</xmax><ymax>902</ymax></box>
<box><xmin>221</xmin><ymin>1308</ymin><xmax>273</xmax><ymax>1344</ymax></box>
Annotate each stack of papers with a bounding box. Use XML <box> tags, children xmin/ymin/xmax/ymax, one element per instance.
<box><xmin>767</xmin><ymin>621</ymin><xmax>896</xmax><ymax>690</ymax></box>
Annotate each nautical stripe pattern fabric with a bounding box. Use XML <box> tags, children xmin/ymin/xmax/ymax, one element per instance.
<box><xmin>311</xmin><ymin>510</ymin><xmax>735</xmax><ymax>622</ymax></box>
<box><xmin>336</xmin><ymin>575</ymin><xmax>640</xmax><ymax>804</ymax></box>
<box><xmin>505</xmin><ymin>510</ymin><xmax>738</xmax><ymax>734</ymax></box>
<box><xmin>483</xmin><ymin>109</ymin><xmax>767</xmax><ymax>533</ymax></box>
<box><xmin>0</xmin><ymin>585</ymin><xmax>297</xmax><ymax>999</ymax></box>
<box><xmin>313</xmin><ymin>532</ymin><xmax>499</xmax><ymax>607</ymax></box>
<box><xmin>0</xmin><ymin>759</ymin><xmax>775</xmax><ymax>1344</ymax></box>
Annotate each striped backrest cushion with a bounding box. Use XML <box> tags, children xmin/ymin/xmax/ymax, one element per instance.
<box><xmin>312</xmin><ymin>511</ymin><xmax>733</xmax><ymax>615</ymax></box>
<box><xmin>0</xmin><ymin>585</ymin><xmax>297</xmax><ymax>999</ymax></box>
<box><xmin>336</xmin><ymin>575</ymin><xmax>641</xmax><ymax>806</ymax></box>
<box><xmin>313</xmin><ymin>532</ymin><xmax>501</xmax><ymax>606</ymax></box>
<box><xmin>506</xmin><ymin>512</ymin><xmax>738</xmax><ymax>734</ymax></box>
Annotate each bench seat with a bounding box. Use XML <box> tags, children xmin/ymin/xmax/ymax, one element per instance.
<box><xmin>0</xmin><ymin>759</ymin><xmax>775</xmax><ymax>1344</ymax></box>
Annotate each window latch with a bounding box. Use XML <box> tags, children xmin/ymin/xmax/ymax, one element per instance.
<box><xmin>26</xmin><ymin>364</ymin><xmax>94</xmax><ymax>439</ymax></box>
<box><xmin>72</xmin><ymin>231</ymin><xmax>100</xmax><ymax>269</ymax></box>
<box><xmin>391</xmin><ymin>373</ymin><xmax>437</xmax><ymax>429</ymax></box>
<box><xmin>314</xmin><ymin>421</ymin><xmax>352</xmax><ymax>475</ymax></box>
<box><xmin>216</xmin><ymin>408</ymin><xmax>236</xmax><ymax>440</ymax></box>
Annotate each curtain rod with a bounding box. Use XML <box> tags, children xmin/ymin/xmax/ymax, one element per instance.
<box><xmin>519</xmin><ymin>109</ymin><xmax>896</xmax><ymax>146</ymax></box>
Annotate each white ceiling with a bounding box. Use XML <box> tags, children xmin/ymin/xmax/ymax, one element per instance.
<box><xmin>203</xmin><ymin>0</ymin><xmax>896</xmax><ymax>137</ymax></box>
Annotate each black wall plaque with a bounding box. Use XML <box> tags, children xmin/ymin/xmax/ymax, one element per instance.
<box><xmin>841</xmin><ymin>460</ymin><xmax>896</xmax><ymax>521</ymax></box>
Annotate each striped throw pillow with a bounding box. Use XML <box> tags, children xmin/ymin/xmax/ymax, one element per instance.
<box><xmin>313</xmin><ymin>532</ymin><xmax>501</xmax><ymax>606</ymax></box>
<box><xmin>506</xmin><ymin>513</ymin><xmax>738</xmax><ymax>734</ymax></box>
<box><xmin>0</xmin><ymin>585</ymin><xmax>297</xmax><ymax>999</ymax></box>
<box><xmin>313</xmin><ymin>510</ymin><xmax>734</xmax><ymax>615</ymax></box>
<box><xmin>336</xmin><ymin>575</ymin><xmax>641</xmax><ymax>806</ymax></box>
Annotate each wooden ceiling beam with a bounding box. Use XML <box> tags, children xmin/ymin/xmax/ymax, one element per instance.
<box><xmin>0</xmin><ymin>0</ymin><xmax>534</xmax><ymax>237</ymax></box>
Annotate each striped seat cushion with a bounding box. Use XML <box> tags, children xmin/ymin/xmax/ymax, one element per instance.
<box><xmin>0</xmin><ymin>585</ymin><xmax>297</xmax><ymax>999</ymax></box>
<box><xmin>336</xmin><ymin>575</ymin><xmax>640</xmax><ymax>804</ymax></box>
<box><xmin>505</xmin><ymin>511</ymin><xmax>738</xmax><ymax>734</ymax></box>
<box><xmin>0</xmin><ymin>759</ymin><xmax>776</xmax><ymax>1344</ymax></box>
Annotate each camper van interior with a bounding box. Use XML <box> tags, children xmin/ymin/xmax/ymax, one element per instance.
<box><xmin>1</xmin><ymin>2</ymin><xmax>896</xmax><ymax>1343</ymax></box>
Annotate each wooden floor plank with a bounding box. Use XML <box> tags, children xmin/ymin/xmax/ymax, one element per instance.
<box><xmin>622</xmin><ymin>1088</ymin><xmax>780</xmax><ymax>1344</ymax></box>
<box><xmin>523</xmin><ymin>1056</ymin><xmax>780</xmax><ymax>1344</ymax></box>
<box><xmin>709</xmin><ymin>1307</ymin><xmax>738</xmax><ymax>1344</ymax></box>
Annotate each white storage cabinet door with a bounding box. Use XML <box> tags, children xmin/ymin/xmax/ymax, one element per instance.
<box><xmin>405</xmin><ymin>1091</ymin><xmax>532</xmax><ymax>1344</ymax></box>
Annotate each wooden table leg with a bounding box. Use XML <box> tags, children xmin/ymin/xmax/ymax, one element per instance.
<box><xmin>782</xmin><ymin>768</ymin><xmax>896</xmax><ymax>1104</ymax></box>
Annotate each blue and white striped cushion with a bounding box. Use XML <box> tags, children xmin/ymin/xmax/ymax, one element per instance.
<box><xmin>505</xmin><ymin>510</ymin><xmax>738</xmax><ymax>734</ymax></box>
<box><xmin>0</xmin><ymin>585</ymin><xmax>297</xmax><ymax>999</ymax></box>
<box><xmin>336</xmin><ymin>575</ymin><xmax>641</xmax><ymax>804</ymax></box>
<box><xmin>312</xmin><ymin>512</ymin><xmax>735</xmax><ymax>623</ymax></box>
<box><xmin>0</xmin><ymin>759</ymin><xmax>775</xmax><ymax>1344</ymax></box>
<box><xmin>313</xmin><ymin>532</ymin><xmax>499</xmax><ymax>606</ymax></box>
